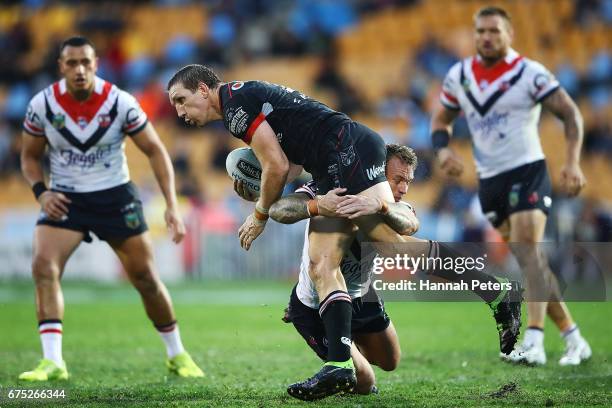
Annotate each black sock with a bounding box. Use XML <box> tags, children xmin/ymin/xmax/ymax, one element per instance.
<box><xmin>319</xmin><ymin>290</ymin><xmax>353</xmax><ymax>362</ymax></box>
<box><xmin>427</xmin><ymin>241</ymin><xmax>503</xmax><ymax>304</ymax></box>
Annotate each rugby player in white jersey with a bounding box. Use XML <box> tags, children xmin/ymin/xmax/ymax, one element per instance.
<box><xmin>19</xmin><ymin>37</ymin><xmax>203</xmax><ymax>381</ymax></box>
<box><xmin>234</xmin><ymin>144</ymin><xmax>522</xmax><ymax>396</ymax></box>
<box><xmin>431</xmin><ymin>7</ymin><xmax>591</xmax><ymax>366</ymax></box>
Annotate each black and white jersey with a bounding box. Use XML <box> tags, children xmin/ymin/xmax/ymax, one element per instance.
<box><xmin>440</xmin><ymin>48</ymin><xmax>560</xmax><ymax>178</ymax></box>
<box><xmin>219</xmin><ymin>81</ymin><xmax>350</xmax><ymax>172</ymax></box>
<box><xmin>23</xmin><ymin>76</ymin><xmax>148</xmax><ymax>192</ymax></box>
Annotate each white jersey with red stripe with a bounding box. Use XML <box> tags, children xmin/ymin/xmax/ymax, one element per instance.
<box><xmin>440</xmin><ymin>48</ymin><xmax>560</xmax><ymax>178</ymax></box>
<box><xmin>294</xmin><ymin>180</ymin><xmax>375</xmax><ymax>309</ymax></box>
<box><xmin>23</xmin><ymin>76</ymin><xmax>148</xmax><ymax>192</ymax></box>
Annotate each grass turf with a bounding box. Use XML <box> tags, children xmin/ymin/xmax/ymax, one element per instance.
<box><xmin>0</xmin><ymin>281</ymin><xmax>610</xmax><ymax>407</ymax></box>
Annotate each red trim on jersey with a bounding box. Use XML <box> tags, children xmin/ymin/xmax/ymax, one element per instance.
<box><xmin>244</xmin><ymin>112</ymin><xmax>266</xmax><ymax>144</ymax></box>
<box><xmin>442</xmin><ymin>90</ymin><xmax>458</xmax><ymax>104</ymax></box>
<box><xmin>52</xmin><ymin>81</ymin><xmax>113</xmax><ymax>125</ymax></box>
<box><xmin>39</xmin><ymin>329</ymin><xmax>62</xmax><ymax>335</ymax></box>
<box><xmin>472</xmin><ymin>56</ymin><xmax>523</xmax><ymax>88</ymax></box>
<box><xmin>24</xmin><ymin>120</ymin><xmax>43</xmax><ymax>133</ymax></box>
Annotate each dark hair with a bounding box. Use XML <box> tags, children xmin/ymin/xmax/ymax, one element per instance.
<box><xmin>59</xmin><ymin>36</ymin><xmax>96</xmax><ymax>55</ymax></box>
<box><xmin>167</xmin><ymin>64</ymin><xmax>222</xmax><ymax>92</ymax></box>
<box><xmin>474</xmin><ymin>6</ymin><xmax>512</xmax><ymax>26</ymax></box>
<box><xmin>386</xmin><ymin>144</ymin><xmax>417</xmax><ymax>168</ymax></box>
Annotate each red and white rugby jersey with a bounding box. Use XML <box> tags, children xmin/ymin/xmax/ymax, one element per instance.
<box><xmin>23</xmin><ymin>76</ymin><xmax>148</xmax><ymax>192</ymax></box>
<box><xmin>440</xmin><ymin>48</ymin><xmax>560</xmax><ymax>178</ymax></box>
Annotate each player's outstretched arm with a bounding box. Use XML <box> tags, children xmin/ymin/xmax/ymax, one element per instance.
<box><xmin>335</xmin><ymin>196</ymin><xmax>419</xmax><ymax>236</ymax></box>
<box><xmin>131</xmin><ymin>123</ymin><xmax>185</xmax><ymax>243</ymax></box>
<box><xmin>238</xmin><ymin>120</ymin><xmax>289</xmax><ymax>250</ymax></box>
<box><xmin>541</xmin><ymin>88</ymin><xmax>586</xmax><ymax>197</ymax></box>
<box><xmin>269</xmin><ymin>188</ymin><xmax>348</xmax><ymax>224</ymax></box>
<box><xmin>430</xmin><ymin>104</ymin><xmax>463</xmax><ymax>177</ymax></box>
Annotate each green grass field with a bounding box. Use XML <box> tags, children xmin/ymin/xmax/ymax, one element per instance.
<box><xmin>0</xmin><ymin>281</ymin><xmax>610</xmax><ymax>407</ymax></box>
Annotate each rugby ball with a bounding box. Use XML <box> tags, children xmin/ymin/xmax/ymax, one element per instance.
<box><xmin>225</xmin><ymin>147</ymin><xmax>262</xmax><ymax>197</ymax></box>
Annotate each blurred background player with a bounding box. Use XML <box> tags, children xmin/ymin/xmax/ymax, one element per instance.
<box><xmin>19</xmin><ymin>36</ymin><xmax>203</xmax><ymax>381</ymax></box>
<box><xmin>430</xmin><ymin>6</ymin><xmax>591</xmax><ymax>366</ymax></box>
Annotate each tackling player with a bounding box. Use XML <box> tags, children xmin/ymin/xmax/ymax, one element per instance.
<box><xmin>431</xmin><ymin>6</ymin><xmax>591</xmax><ymax>366</ymax></box>
<box><xmin>234</xmin><ymin>144</ymin><xmax>521</xmax><ymax>400</ymax></box>
<box><xmin>168</xmin><ymin>66</ymin><xmax>520</xmax><ymax>400</ymax></box>
<box><xmin>19</xmin><ymin>37</ymin><xmax>203</xmax><ymax>381</ymax></box>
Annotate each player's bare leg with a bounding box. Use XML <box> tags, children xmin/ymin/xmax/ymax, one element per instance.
<box><xmin>352</xmin><ymin>181</ymin><xmax>521</xmax><ymax>354</ymax></box>
<box><xmin>506</xmin><ymin>210</ymin><xmax>590</xmax><ymax>365</ymax></box>
<box><xmin>288</xmin><ymin>217</ymin><xmax>357</xmax><ymax>400</ymax></box>
<box><xmin>110</xmin><ymin>232</ymin><xmax>203</xmax><ymax>377</ymax></box>
<box><xmin>350</xmin><ymin>343</ymin><xmax>377</xmax><ymax>395</ymax></box>
<box><xmin>354</xmin><ymin>322</ymin><xmax>401</xmax><ymax>372</ymax></box>
<box><xmin>19</xmin><ymin>226</ymin><xmax>83</xmax><ymax>381</ymax></box>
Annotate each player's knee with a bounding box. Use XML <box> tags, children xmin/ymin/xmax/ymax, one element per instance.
<box><xmin>31</xmin><ymin>255</ymin><xmax>60</xmax><ymax>283</ymax></box>
<box><xmin>129</xmin><ymin>266</ymin><xmax>160</xmax><ymax>294</ymax></box>
<box><xmin>308</xmin><ymin>259</ymin><xmax>335</xmax><ymax>285</ymax></box>
<box><xmin>377</xmin><ymin>352</ymin><xmax>400</xmax><ymax>371</ymax></box>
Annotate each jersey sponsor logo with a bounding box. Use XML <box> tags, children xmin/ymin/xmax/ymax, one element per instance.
<box><xmin>469</xmin><ymin>110</ymin><xmax>509</xmax><ymax>137</ymax></box>
<box><xmin>327</xmin><ymin>163</ymin><xmax>340</xmax><ymax>188</ymax></box>
<box><xmin>98</xmin><ymin>114</ymin><xmax>112</xmax><ymax>128</ymax></box>
<box><xmin>228</xmin><ymin>107</ymin><xmax>249</xmax><ymax>135</ymax></box>
<box><xmin>52</xmin><ymin>113</ymin><xmax>66</xmax><ymax>129</ymax></box>
<box><xmin>543</xmin><ymin>196</ymin><xmax>552</xmax><ymax>207</ymax></box>
<box><xmin>340</xmin><ymin>145</ymin><xmax>355</xmax><ymax>167</ymax></box>
<box><xmin>366</xmin><ymin>162</ymin><xmax>385</xmax><ymax>181</ymax></box>
<box><xmin>230</xmin><ymin>81</ymin><xmax>244</xmax><ymax>91</ymax></box>
<box><xmin>77</xmin><ymin>116</ymin><xmax>88</xmax><ymax>129</ymax></box>
<box><xmin>237</xmin><ymin>159</ymin><xmax>262</xmax><ymax>180</ymax></box>
<box><xmin>60</xmin><ymin>145</ymin><xmax>112</xmax><ymax>169</ymax></box>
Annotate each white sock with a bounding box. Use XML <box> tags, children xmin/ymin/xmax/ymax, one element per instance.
<box><xmin>39</xmin><ymin>320</ymin><xmax>63</xmax><ymax>366</ymax></box>
<box><xmin>157</xmin><ymin>323</ymin><xmax>185</xmax><ymax>358</ymax></box>
<box><xmin>524</xmin><ymin>327</ymin><xmax>544</xmax><ymax>347</ymax></box>
<box><xmin>562</xmin><ymin>325</ymin><xmax>581</xmax><ymax>345</ymax></box>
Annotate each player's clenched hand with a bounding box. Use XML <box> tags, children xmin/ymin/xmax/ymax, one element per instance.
<box><xmin>437</xmin><ymin>147</ymin><xmax>464</xmax><ymax>177</ymax></box>
<box><xmin>317</xmin><ymin>188</ymin><xmax>347</xmax><ymax>217</ymax></box>
<box><xmin>560</xmin><ymin>163</ymin><xmax>586</xmax><ymax>197</ymax></box>
<box><xmin>335</xmin><ymin>195</ymin><xmax>380</xmax><ymax>219</ymax></box>
<box><xmin>234</xmin><ymin>179</ymin><xmax>258</xmax><ymax>202</ymax></box>
<box><xmin>38</xmin><ymin>191</ymin><xmax>71</xmax><ymax>221</ymax></box>
<box><xmin>165</xmin><ymin>206</ymin><xmax>186</xmax><ymax>243</ymax></box>
<box><xmin>238</xmin><ymin>213</ymin><xmax>266</xmax><ymax>250</ymax></box>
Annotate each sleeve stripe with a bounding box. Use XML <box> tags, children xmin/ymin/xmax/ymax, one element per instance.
<box><xmin>244</xmin><ymin>112</ymin><xmax>266</xmax><ymax>144</ymax></box>
<box><xmin>23</xmin><ymin>122</ymin><xmax>45</xmax><ymax>136</ymax></box>
<box><xmin>442</xmin><ymin>90</ymin><xmax>458</xmax><ymax>104</ymax></box>
<box><xmin>124</xmin><ymin>117</ymin><xmax>147</xmax><ymax>131</ymax></box>
<box><xmin>440</xmin><ymin>98</ymin><xmax>461</xmax><ymax>111</ymax></box>
<box><xmin>125</xmin><ymin>120</ymin><xmax>148</xmax><ymax>136</ymax></box>
<box><xmin>24</xmin><ymin>119</ymin><xmax>43</xmax><ymax>133</ymax></box>
<box><xmin>535</xmin><ymin>85</ymin><xmax>560</xmax><ymax>103</ymax></box>
<box><xmin>22</xmin><ymin>125</ymin><xmax>45</xmax><ymax>137</ymax></box>
<box><xmin>295</xmin><ymin>185</ymin><xmax>316</xmax><ymax>199</ymax></box>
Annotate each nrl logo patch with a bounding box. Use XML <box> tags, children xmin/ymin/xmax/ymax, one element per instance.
<box><xmin>124</xmin><ymin>211</ymin><xmax>141</xmax><ymax>229</ymax></box>
<box><xmin>52</xmin><ymin>113</ymin><xmax>65</xmax><ymax>129</ymax></box>
<box><xmin>237</xmin><ymin>159</ymin><xmax>261</xmax><ymax>180</ymax></box>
